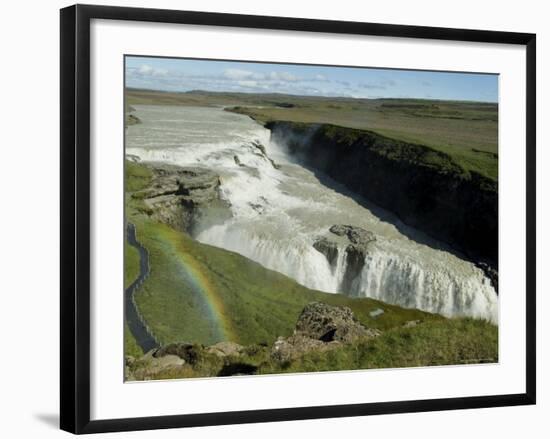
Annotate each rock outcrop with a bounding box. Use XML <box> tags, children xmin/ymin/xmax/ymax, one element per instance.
<box><xmin>313</xmin><ymin>225</ymin><xmax>377</xmax><ymax>293</ymax></box>
<box><xmin>271</xmin><ymin>334</ymin><xmax>337</xmax><ymax>362</ymax></box>
<box><xmin>312</xmin><ymin>236</ymin><xmax>339</xmax><ymax>266</ymax></box>
<box><xmin>250</xmin><ymin>140</ymin><xmax>281</xmax><ymax>170</ymax></box>
<box><xmin>132</xmin><ymin>162</ymin><xmax>231</xmax><ymax>233</ymax></box>
<box><xmin>125</xmin><ymin>113</ymin><xmax>141</xmax><ymax>126</ymax></box>
<box><xmin>125</xmin><ymin>348</ymin><xmax>187</xmax><ymax>381</ymax></box>
<box><xmin>476</xmin><ymin>262</ymin><xmax>499</xmax><ymax>293</ymax></box>
<box><xmin>153</xmin><ymin>342</ymin><xmax>201</xmax><ymax>364</ymax></box>
<box><xmin>295</xmin><ymin>302</ymin><xmax>377</xmax><ymax>342</ymax></box>
<box><xmin>271</xmin><ymin>302</ymin><xmax>380</xmax><ymax>362</ymax></box>
<box><xmin>329</xmin><ymin>224</ymin><xmax>376</xmax><ymax>247</ymax></box>
<box><xmin>206</xmin><ymin>341</ymin><xmax>245</xmax><ymax>358</ymax></box>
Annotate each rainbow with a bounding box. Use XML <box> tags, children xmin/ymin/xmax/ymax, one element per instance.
<box><xmin>156</xmin><ymin>227</ymin><xmax>235</xmax><ymax>342</ymax></box>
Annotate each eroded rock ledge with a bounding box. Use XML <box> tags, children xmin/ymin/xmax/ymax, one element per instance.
<box><xmin>132</xmin><ymin>162</ymin><xmax>231</xmax><ymax>233</ymax></box>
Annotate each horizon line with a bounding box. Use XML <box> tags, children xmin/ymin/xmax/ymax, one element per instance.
<box><xmin>125</xmin><ymin>86</ymin><xmax>498</xmax><ymax>104</ymax></box>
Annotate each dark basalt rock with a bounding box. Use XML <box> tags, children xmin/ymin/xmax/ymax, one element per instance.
<box><xmin>312</xmin><ymin>225</ymin><xmax>376</xmax><ymax>293</ymax></box>
<box><xmin>342</xmin><ymin>245</ymin><xmax>367</xmax><ymax>294</ymax></box>
<box><xmin>476</xmin><ymin>261</ymin><xmax>499</xmax><ymax>294</ymax></box>
<box><xmin>250</xmin><ymin>140</ymin><xmax>281</xmax><ymax>170</ymax></box>
<box><xmin>312</xmin><ymin>236</ymin><xmax>339</xmax><ymax>266</ymax></box>
<box><xmin>330</xmin><ymin>225</ymin><xmax>377</xmax><ymax>289</ymax></box>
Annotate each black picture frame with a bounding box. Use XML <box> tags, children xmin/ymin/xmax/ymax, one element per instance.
<box><xmin>60</xmin><ymin>4</ymin><xmax>536</xmax><ymax>434</ymax></box>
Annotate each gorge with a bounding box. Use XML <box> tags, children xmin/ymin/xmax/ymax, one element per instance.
<box><xmin>125</xmin><ymin>104</ymin><xmax>498</xmax><ymax>324</ymax></box>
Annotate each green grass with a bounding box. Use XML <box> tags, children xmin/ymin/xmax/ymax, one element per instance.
<box><xmin>128</xmin><ymin>318</ymin><xmax>498</xmax><ymax>380</ymax></box>
<box><xmin>124</xmin><ymin>324</ymin><xmax>143</xmax><ymax>358</ymax></box>
<box><xmin>125</xmin><ymin>160</ymin><xmax>153</xmax><ymax>192</ymax></box>
<box><xmin>260</xmin><ymin>318</ymin><xmax>498</xmax><ymax>374</ymax></box>
<box><xmin>124</xmin><ymin>242</ymin><xmax>140</xmax><ymax>289</ymax></box>
<box><xmin>297</xmin><ymin>122</ymin><xmax>497</xmax><ymax>184</ymax></box>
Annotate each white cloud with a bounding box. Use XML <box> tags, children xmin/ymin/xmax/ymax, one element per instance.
<box><xmin>268</xmin><ymin>71</ymin><xmax>298</xmax><ymax>82</ymax></box>
<box><xmin>223</xmin><ymin>69</ymin><xmax>257</xmax><ymax>80</ymax></box>
<box><xmin>137</xmin><ymin>64</ymin><xmax>167</xmax><ymax>77</ymax></box>
<box><xmin>138</xmin><ymin>64</ymin><xmax>153</xmax><ymax>75</ymax></box>
<box><xmin>127</xmin><ymin>64</ymin><xmax>347</xmax><ymax>96</ymax></box>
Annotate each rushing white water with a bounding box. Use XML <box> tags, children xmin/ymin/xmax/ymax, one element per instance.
<box><xmin>126</xmin><ymin>105</ymin><xmax>498</xmax><ymax>323</ymax></box>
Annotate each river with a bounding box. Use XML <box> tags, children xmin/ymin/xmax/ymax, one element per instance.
<box><xmin>126</xmin><ymin>104</ymin><xmax>498</xmax><ymax>323</ymax></box>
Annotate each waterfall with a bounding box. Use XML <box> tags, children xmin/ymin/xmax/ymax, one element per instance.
<box><xmin>127</xmin><ymin>104</ymin><xmax>498</xmax><ymax>324</ymax></box>
<box><xmin>196</xmin><ymin>223</ymin><xmax>498</xmax><ymax>323</ymax></box>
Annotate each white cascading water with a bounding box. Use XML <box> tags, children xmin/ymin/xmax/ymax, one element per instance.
<box><xmin>126</xmin><ymin>104</ymin><xmax>498</xmax><ymax>323</ymax></box>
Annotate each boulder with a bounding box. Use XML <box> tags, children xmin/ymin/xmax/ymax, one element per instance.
<box><xmin>294</xmin><ymin>302</ymin><xmax>378</xmax><ymax>343</ymax></box>
<box><xmin>206</xmin><ymin>341</ymin><xmax>244</xmax><ymax>357</ymax></box>
<box><xmin>154</xmin><ymin>342</ymin><xmax>202</xmax><ymax>365</ymax></box>
<box><xmin>312</xmin><ymin>236</ymin><xmax>339</xmax><ymax>266</ymax></box>
<box><xmin>127</xmin><ymin>348</ymin><xmax>187</xmax><ymax>380</ymax></box>
<box><xmin>271</xmin><ymin>334</ymin><xmax>338</xmax><ymax>362</ymax></box>
<box><xmin>369</xmin><ymin>308</ymin><xmax>385</xmax><ymax>318</ymax></box>
<box><xmin>271</xmin><ymin>302</ymin><xmax>380</xmax><ymax>362</ymax></box>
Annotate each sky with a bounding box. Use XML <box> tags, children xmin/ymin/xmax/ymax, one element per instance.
<box><xmin>125</xmin><ymin>56</ymin><xmax>498</xmax><ymax>102</ymax></box>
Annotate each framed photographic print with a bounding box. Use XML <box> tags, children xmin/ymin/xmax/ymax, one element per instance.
<box><xmin>60</xmin><ymin>4</ymin><xmax>536</xmax><ymax>434</ymax></box>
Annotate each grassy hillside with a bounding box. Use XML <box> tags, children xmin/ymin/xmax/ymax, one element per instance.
<box><xmin>260</xmin><ymin>317</ymin><xmax>498</xmax><ymax>374</ymax></box>
<box><xmin>126</xmin><ymin>88</ymin><xmax>498</xmax><ymax>180</ymax></box>
<box><xmin>130</xmin><ymin>218</ymin><xmax>442</xmax><ymax>347</ymax></box>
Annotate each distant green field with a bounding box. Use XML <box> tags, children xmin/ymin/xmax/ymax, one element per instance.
<box><xmin>126</xmin><ymin>88</ymin><xmax>498</xmax><ymax>180</ymax></box>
